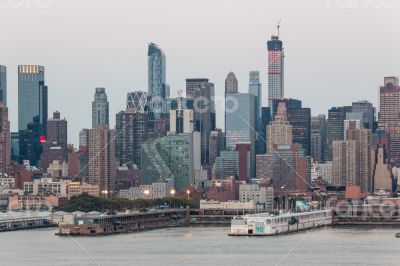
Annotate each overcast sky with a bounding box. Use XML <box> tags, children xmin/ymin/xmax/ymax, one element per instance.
<box><xmin>1</xmin><ymin>0</ymin><xmax>399</xmax><ymax>146</ymax></box>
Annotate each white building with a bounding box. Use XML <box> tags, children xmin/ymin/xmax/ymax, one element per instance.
<box><xmin>200</xmin><ymin>199</ymin><xmax>255</xmax><ymax>210</ymax></box>
<box><xmin>24</xmin><ymin>178</ymin><xmax>69</xmax><ymax>196</ymax></box>
<box><xmin>314</xmin><ymin>161</ymin><xmax>333</xmax><ymax>184</ymax></box>
<box><xmin>239</xmin><ymin>184</ymin><xmax>273</xmax><ymax>211</ymax></box>
<box><xmin>119</xmin><ymin>180</ymin><xmax>174</xmax><ymax>200</ymax></box>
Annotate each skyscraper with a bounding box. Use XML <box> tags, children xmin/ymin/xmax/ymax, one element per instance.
<box><xmin>225</xmin><ymin>72</ymin><xmax>238</xmax><ymax>94</ymax></box>
<box><xmin>325</xmin><ymin>106</ymin><xmax>351</xmax><ymax>161</ymax></box>
<box><xmin>332</xmin><ymin>140</ymin><xmax>357</xmax><ymax>187</ymax></box>
<box><xmin>249</xmin><ymin>71</ymin><xmax>262</xmax><ymax>154</ymax></box>
<box><xmin>18</xmin><ymin>65</ymin><xmax>48</xmax><ymax>165</ymax></box>
<box><xmin>88</xmin><ymin>125</ymin><xmax>116</xmax><ymax>198</ymax></box>
<box><xmin>148</xmin><ymin>43</ymin><xmax>167</xmax><ymax>118</ymax></box>
<box><xmin>186</xmin><ymin>79</ymin><xmax>216</xmax><ymax>166</ymax></box>
<box><xmin>0</xmin><ymin>102</ymin><xmax>10</xmax><ymax>174</ymax></box>
<box><xmin>0</xmin><ymin>66</ymin><xmax>6</xmax><ymax>106</ymax></box>
<box><xmin>46</xmin><ymin>111</ymin><xmax>67</xmax><ymax>149</ymax></box>
<box><xmin>267</xmin><ymin>35</ymin><xmax>284</xmax><ymax>109</ymax></box>
<box><xmin>350</xmin><ymin>100</ymin><xmax>375</xmax><ymax>130</ymax></box>
<box><xmin>225</xmin><ymin>92</ymin><xmax>256</xmax><ymax>177</ymax></box>
<box><xmin>311</xmin><ymin>115</ymin><xmax>327</xmax><ymax>162</ymax></box>
<box><xmin>92</xmin><ymin>88</ymin><xmax>109</xmax><ymax>128</ymax></box>
<box><xmin>378</xmin><ymin>77</ymin><xmax>400</xmax><ymax>166</ymax></box>
<box><xmin>267</xmin><ymin>102</ymin><xmax>292</xmax><ymax>151</ymax></box>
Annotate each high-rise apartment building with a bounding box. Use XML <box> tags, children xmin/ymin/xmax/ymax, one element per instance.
<box><xmin>325</xmin><ymin>106</ymin><xmax>351</xmax><ymax>161</ymax></box>
<box><xmin>0</xmin><ymin>66</ymin><xmax>6</xmax><ymax>106</ymax></box>
<box><xmin>18</xmin><ymin>65</ymin><xmax>48</xmax><ymax>165</ymax></box>
<box><xmin>88</xmin><ymin>125</ymin><xmax>116</xmax><ymax>198</ymax></box>
<box><xmin>92</xmin><ymin>88</ymin><xmax>109</xmax><ymax>128</ymax></box>
<box><xmin>332</xmin><ymin>140</ymin><xmax>357</xmax><ymax>187</ymax></box>
<box><xmin>378</xmin><ymin>77</ymin><xmax>400</xmax><ymax>166</ymax></box>
<box><xmin>267</xmin><ymin>35</ymin><xmax>284</xmax><ymax>109</ymax></box>
<box><xmin>148</xmin><ymin>43</ymin><xmax>167</xmax><ymax>118</ymax></box>
<box><xmin>186</xmin><ymin>79</ymin><xmax>216</xmax><ymax>166</ymax></box>
<box><xmin>208</xmin><ymin>129</ymin><xmax>224</xmax><ymax>169</ymax></box>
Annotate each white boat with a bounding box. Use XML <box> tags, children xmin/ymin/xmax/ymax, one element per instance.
<box><xmin>229</xmin><ymin>209</ymin><xmax>332</xmax><ymax>236</ymax></box>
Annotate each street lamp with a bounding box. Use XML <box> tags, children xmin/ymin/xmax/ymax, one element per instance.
<box><xmin>170</xmin><ymin>189</ymin><xmax>176</xmax><ymax>197</ymax></box>
<box><xmin>143</xmin><ymin>189</ymin><xmax>150</xmax><ymax>199</ymax></box>
<box><xmin>186</xmin><ymin>190</ymin><xmax>190</xmax><ymax>199</ymax></box>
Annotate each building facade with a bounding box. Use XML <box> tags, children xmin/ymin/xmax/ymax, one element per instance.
<box><xmin>148</xmin><ymin>43</ymin><xmax>167</xmax><ymax>118</ymax></box>
<box><xmin>92</xmin><ymin>88</ymin><xmax>109</xmax><ymax>128</ymax></box>
<box><xmin>267</xmin><ymin>35</ymin><xmax>284</xmax><ymax>109</ymax></box>
<box><xmin>0</xmin><ymin>65</ymin><xmax>6</xmax><ymax>106</ymax></box>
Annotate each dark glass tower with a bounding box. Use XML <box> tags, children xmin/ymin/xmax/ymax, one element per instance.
<box><xmin>148</xmin><ymin>43</ymin><xmax>167</xmax><ymax>119</ymax></box>
<box><xmin>18</xmin><ymin>65</ymin><xmax>48</xmax><ymax>165</ymax></box>
<box><xmin>92</xmin><ymin>88</ymin><xmax>109</xmax><ymax>128</ymax></box>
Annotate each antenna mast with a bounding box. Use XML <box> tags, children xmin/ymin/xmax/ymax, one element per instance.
<box><xmin>277</xmin><ymin>18</ymin><xmax>282</xmax><ymax>38</ymax></box>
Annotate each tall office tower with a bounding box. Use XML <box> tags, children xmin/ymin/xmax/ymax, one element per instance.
<box><xmin>170</xmin><ymin>109</ymin><xmax>194</xmax><ymax>134</ymax></box>
<box><xmin>264</xmin><ymin>144</ymin><xmax>310</xmax><ymax>192</ymax></box>
<box><xmin>225</xmin><ymin>72</ymin><xmax>238</xmax><ymax>94</ymax></box>
<box><xmin>141</xmin><ymin>132</ymin><xmax>201</xmax><ymax>192</ymax></box>
<box><xmin>347</xmin><ymin>121</ymin><xmax>373</xmax><ymax>192</ymax></box>
<box><xmin>148</xmin><ymin>43</ymin><xmax>167</xmax><ymax>118</ymax></box>
<box><xmin>325</xmin><ymin>106</ymin><xmax>351</xmax><ymax>161</ymax></box>
<box><xmin>46</xmin><ymin>111</ymin><xmax>67</xmax><ymax>149</ymax></box>
<box><xmin>18</xmin><ymin>65</ymin><xmax>48</xmax><ymax>165</ymax></box>
<box><xmin>378</xmin><ymin>77</ymin><xmax>400</xmax><ymax>166</ymax></box>
<box><xmin>267</xmin><ymin>35</ymin><xmax>284</xmax><ymax>109</ymax></box>
<box><xmin>311</xmin><ymin>115</ymin><xmax>327</xmax><ymax>162</ymax></box>
<box><xmin>0</xmin><ymin>66</ymin><xmax>6</xmax><ymax>106</ymax></box>
<box><xmin>373</xmin><ymin>147</ymin><xmax>392</xmax><ymax>192</ymax></box>
<box><xmin>115</xmin><ymin>110</ymin><xmax>148</xmax><ymax>168</ymax></box>
<box><xmin>208</xmin><ymin>129</ymin><xmax>224</xmax><ymax>169</ymax></box>
<box><xmin>186</xmin><ymin>79</ymin><xmax>216</xmax><ymax>166</ymax></box>
<box><xmin>272</xmin><ymin>98</ymin><xmax>311</xmax><ymax>155</ymax></box>
<box><xmin>332</xmin><ymin>140</ymin><xmax>357</xmax><ymax>187</ymax></box>
<box><xmin>88</xmin><ymin>125</ymin><xmax>116</xmax><ymax>198</ymax></box>
<box><xmin>350</xmin><ymin>100</ymin><xmax>375</xmax><ymax>130</ymax></box>
<box><xmin>0</xmin><ymin>102</ymin><xmax>10</xmax><ymax>174</ymax></box>
<box><xmin>225</xmin><ymin>92</ymin><xmax>256</xmax><ymax>177</ymax></box>
<box><xmin>249</xmin><ymin>71</ymin><xmax>262</xmax><ymax>154</ymax></box>
<box><xmin>92</xmin><ymin>88</ymin><xmax>109</xmax><ymax>128</ymax></box>
<box><xmin>236</xmin><ymin>143</ymin><xmax>251</xmax><ymax>182</ymax></box>
<box><xmin>11</xmin><ymin>132</ymin><xmax>19</xmax><ymax>162</ymax></box>
<box><xmin>126</xmin><ymin>91</ymin><xmax>149</xmax><ymax>112</ymax></box>
<box><xmin>267</xmin><ymin>102</ymin><xmax>292</xmax><ymax>151</ymax></box>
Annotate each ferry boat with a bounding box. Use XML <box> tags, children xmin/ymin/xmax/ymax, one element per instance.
<box><xmin>229</xmin><ymin>209</ymin><xmax>332</xmax><ymax>236</ymax></box>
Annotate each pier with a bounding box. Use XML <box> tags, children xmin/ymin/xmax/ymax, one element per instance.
<box><xmin>57</xmin><ymin>208</ymin><xmax>190</xmax><ymax>236</ymax></box>
<box><xmin>0</xmin><ymin>216</ymin><xmax>55</xmax><ymax>232</ymax></box>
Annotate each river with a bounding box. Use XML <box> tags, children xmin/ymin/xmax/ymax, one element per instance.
<box><xmin>0</xmin><ymin>226</ymin><xmax>399</xmax><ymax>265</ymax></box>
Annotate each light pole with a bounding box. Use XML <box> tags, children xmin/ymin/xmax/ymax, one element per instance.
<box><xmin>186</xmin><ymin>190</ymin><xmax>190</xmax><ymax>199</ymax></box>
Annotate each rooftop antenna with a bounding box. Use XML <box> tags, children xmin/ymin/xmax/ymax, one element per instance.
<box><xmin>277</xmin><ymin>18</ymin><xmax>282</xmax><ymax>38</ymax></box>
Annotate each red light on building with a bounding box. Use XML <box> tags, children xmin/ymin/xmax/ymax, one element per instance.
<box><xmin>40</xmin><ymin>136</ymin><xmax>46</xmax><ymax>143</ymax></box>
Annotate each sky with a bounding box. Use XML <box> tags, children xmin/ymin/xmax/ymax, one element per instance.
<box><xmin>1</xmin><ymin>0</ymin><xmax>399</xmax><ymax>146</ymax></box>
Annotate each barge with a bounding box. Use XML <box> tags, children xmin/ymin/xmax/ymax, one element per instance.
<box><xmin>229</xmin><ymin>209</ymin><xmax>332</xmax><ymax>236</ymax></box>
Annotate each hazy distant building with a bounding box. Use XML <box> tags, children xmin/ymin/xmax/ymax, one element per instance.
<box><xmin>88</xmin><ymin>125</ymin><xmax>116</xmax><ymax>198</ymax></box>
<box><xmin>92</xmin><ymin>88</ymin><xmax>109</xmax><ymax>128</ymax></box>
<box><xmin>350</xmin><ymin>100</ymin><xmax>375</xmax><ymax>130</ymax></box>
<box><xmin>0</xmin><ymin>66</ymin><xmax>6</xmax><ymax>106</ymax></box>
<box><xmin>225</xmin><ymin>72</ymin><xmax>238</xmax><ymax>94</ymax></box>
<box><xmin>186</xmin><ymin>79</ymin><xmax>216</xmax><ymax>166</ymax></box>
<box><xmin>18</xmin><ymin>65</ymin><xmax>48</xmax><ymax>165</ymax></box>
<box><xmin>378</xmin><ymin>77</ymin><xmax>400</xmax><ymax>166</ymax></box>
<box><xmin>267</xmin><ymin>35</ymin><xmax>284</xmax><ymax>109</ymax></box>
<box><xmin>148</xmin><ymin>43</ymin><xmax>167</xmax><ymax>118</ymax></box>
<box><xmin>235</xmin><ymin>143</ymin><xmax>251</xmax><ymax>182</ymax></box>
<box><xmin>249</xmin><ymin>71</ymin><xmax>262</xmax><ymax>153</ymax></box>
<box><xmin>0</xmin><ymin>102</ymin><xmax>10</xmax><ymax>174</ymax></box>
<box><xmin>259</xmin><ymin>107</ymin><xmax>272</xmax><ymax>154</ymax></box>
<box><xmin>208</xmin><ymin>129</ymin><xmax>225</xmax><ymax>169</ymax></box>
<box><xmin>170</xmin><ymin>109</ymin><xmax>194</xmax><ymax>134</ymax></box>
<box><xmin>311</xmin><ymin>115</ymin><xmax>327</xmax><ymax>162</ymax></box>
<box><xmin>325</xmin><ymin>106</ymin><xmax>351</xmax><ymax>161</ymax></box>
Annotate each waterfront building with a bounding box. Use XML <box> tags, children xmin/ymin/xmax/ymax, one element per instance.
<box><xmin>92</xmin><ymin>88</ymin><xmax>109</xmax><ymax>128</ymax></box>
<box><xmin>239</xmin><ymin>184</ymin><xmax>273</xmax><ymax>211</ymax></box>
<box><xmin>186</xmin><ymin>78</ymin><xmax>216</xmax><ymax>166</ymax></box>
<box><xmin>0</xmin><ymin>66</ymin><xmax>6</xmax><ymax>106</ymax></box>
<box><xmin>18</xmin><ymin>65</ymin><xmax>48</xmax><ymax>166</ymax></box>
<box><xmin>88</xmin><ymin>125</ymin><xmax>116</xmax><ymax>198</ymax></box>
<box><xmin>23</xmin><ymin>177</ymin><xmax>69</xmax><ymax>197</ymax></box>
<box><xmin>267</xmin><ymin>34</ymin><xmax>284</xmax><ymax>109</ymax></box>
<box><xmin>67</xmin><ymin>182</ymin><xmax>100</xmax><ymax>199</ymax></box>
<box><xmin>378</xmin><ymin>77</ymin><xmax>400</xmax><ymax>166</ymax></box>
<box><xmin>118</xmin><ymin>180</ymin><xmax>173</xmax><ymax>200</ymax></box>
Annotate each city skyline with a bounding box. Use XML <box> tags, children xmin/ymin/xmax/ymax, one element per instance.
<box><xmin>1</xmin><ymin>0</ymin><xmax>399</xmax><ymax>146</ymax></box>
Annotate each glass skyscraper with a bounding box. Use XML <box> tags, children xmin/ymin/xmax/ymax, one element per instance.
<box><xmin>0</xmin><ymin>66</ymin><xmax>6</xmax><ymax>106</ymax></box>
<box><xmin>92</xmin><ymin>88</ymin><xmax>109</xmax><ymax>128</ymax></box>
<box><xmin>18</xmin><ymin>65</ymin><xmax>48</xmax><ymax>165</ymax></box>
<box><xmin>148</xmin><ymin>43</ymin><xmax>167</xmax><ymax>118</ymax></box>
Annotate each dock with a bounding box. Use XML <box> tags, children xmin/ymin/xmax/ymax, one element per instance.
<box><xmin>0</xmin><ymin>216</ymin><xmax>55</xmax><ymax>232</ymax></box>
<box><xmin>57</xmin><ymin>208</ymin><xmax>190</xmax><ymax>236</ymax></box>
